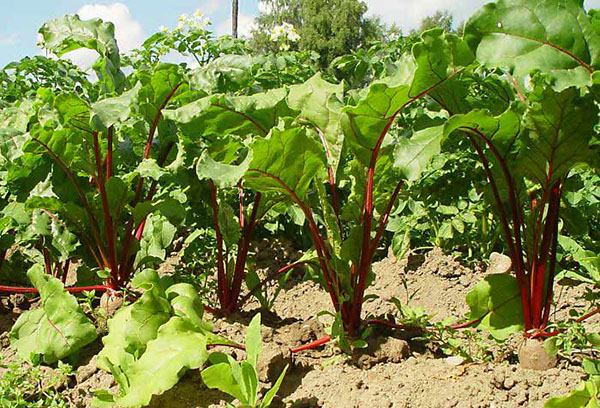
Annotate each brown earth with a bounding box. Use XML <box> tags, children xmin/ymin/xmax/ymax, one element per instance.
<box><xmin>0</xmin><ymin>247</ymin><xmax>595</xmax><ymax>408</ymax></box>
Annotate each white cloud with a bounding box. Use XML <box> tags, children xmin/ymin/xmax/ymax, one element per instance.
<box><xmin>201</xmin><ymin>0</ymin><xmax>222</xmax><ymax>14</ymax></box>
<box><xmin>0</xmin><ymin>33</ymin><xmax>18</xmax><ymax>47</ymax></box>
<box><xmin>216</xmin><ymin>14</ymin><xmax>257</xmax><ymax>37</ymax></box>
<box><xmin>586</xmin><ymin>0</ymin><xmax>600</xmax><ymax>8</ymax></box>
<box><xmin>364</xmin><ymin>0</ymin><xmax>481</xmax><ymax>31</ymax></box>
<box><xmin>62</xmin><ymin>3</ymin><xmax>145</xmax><ymax>70</ymax></box>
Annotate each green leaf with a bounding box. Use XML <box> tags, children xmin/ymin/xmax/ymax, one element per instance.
<box><xmin>196</xmin><ymin>149</ymin><xmax>252</xmax><ymax>188</ymax></box>
<box><xmin>192</xmin><ymin>54</ymin><xmax>258</xmax><ymax>94</ymax></box>
<box><xmin>50</xmin><ymin>218</ymin><xmax>79</xmax><ymax>262</ymax></box>
<box><xmin>394</xmin><ymin>125</ymin><xmax>444</xmax><ymax>181</ymax></box>
<box><xmin>135</xmin><ymin>159</ymin><xmax>167</xmax><ymax>181</ymax></box>
<box><xmin>411</xmin><ymin>29</ymin><xmax>474</xmax><ymax>114</ymax></box>
<box><xmin>10</xmin><ymin>265</ymin><xmax>97</xmax><ymax>364</ymax></box>
<box><xmin>38</xmin><ymin>14</ymin><xmax>125</xmax><ymax>94</ymax></box>
<box><xmin>97</xmin><ymin>270</ymin><xmax>171</xmax><ymax>372</ymax></box>
<box><xmin>452</xmin><ymin>218</ymin><xmax>465</xmax><ymax>234</ymax></box>
<box><xmin>340</xmin><ymin>62</ymin><xmax>413</xmax><ymax>166</ymax></box>
<box><xmin>583</xmin><ymin>358</ymin><xmax>600</xmax><ymax>376</ymax></box>
<box><xmin>245</xmin><ymin>124</ymin><xmax>326</xmax><ymax>201</ymax></box>
<box><xmin>246</xmin><ymin>314</ymin><xmax>261</xmax><ymax>369</ymax></box>
<box><xmin>241</xmin><ymin>361</ymin><xmax>259</xmax><ymax>407</ymax></box>
<box><xmin>260</xmin><ymin>365</ymin><xmax>288</xmax><ymax>408</ymax></box>
<box><xmin>438</xmin><ymin>220</ymin><xmax>454</xmax><ymax>239</ymax></box>
<box><xmin>287</xmin><ymin>73</ymin><xmax>345</xmax><ymax>172</ymax></box>
<box><xmin>38</xmin><ymin>14</ymin><xmax>125</xmax><ymax>93</ymax></box>
<box><xmin>444</xmin><ymin>108</ymin><xmax>523</xmax><ymax>202</ymax></box>
<box><xmin>465</xmin><ymin>0</ymin><xmax>600</xmax><ymax>90</ymax></box>
<box><xmin>105</xmin><ymin>177</ymin><xmax>131</xmax><ymax>220</ymax></box>
<box><xmin>54</xmin><ymin>94</ymin><xmax>91</xmax><ymax>133</ymax></box>
<box><xmin>91</xmin><ymin>82</ymin><xmax>142</xmax><ymax>130</ymax></box>
<box><xmin>544</xmin><ymin>377</ymin><xmax>600</xmax><ymax>407</ymax></box>
<box><xmin>95</xmin><ymin>276</ymin><xmax>222</xmax><ymax>407</ymax></box>
<box><xmin>466</xmin><ymin>273</ymin><xmax>524</xmax><ymax>340</ymax></box>
<box><xmin>136</xmin><ymin>216</ymin><xmax>177</xmax><ymax>262</ymax></box>
<box><xmin>217</xmin><ymin>203</ymin><xmax>241</xmax><ymax>248</ymax></box>
<box><xmin>521</xmin><ymin>86</ymin><xmax>598</xmax><ymax>185</ymax></box>
<box><xmin>96</xmin><ymin>318</ymin><xmax>210</xmax><ymax>408</ymax></box>
<box><xmin>163</xmin><ymin>89</ymin><xmax>294</xmax><ymax>139</ymax></box>
<box><xmin>342</xmin><ymin>31</ymin><xmax>472</xmax><ymax>165</ymax></box>
<box><xmin>201</xmin><ymin>362</ymin><xmax>247</xmax><ymax>404</ymax></box>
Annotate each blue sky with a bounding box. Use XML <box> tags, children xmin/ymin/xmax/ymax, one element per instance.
<box><xmin>3</xmin><ymin>0</ymin><xmax>600</xmax><ymax>67</ymax></box>
<box><xmin>0</xmin><ymin>0</ymin><xmax>260</xmax><ymax>66</ymax></box>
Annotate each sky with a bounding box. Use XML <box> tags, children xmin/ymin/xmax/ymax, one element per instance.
<box><xmin>3</xmin><ymin>0</ymin><xmax>600</xmax><ymax>68</ymax></box>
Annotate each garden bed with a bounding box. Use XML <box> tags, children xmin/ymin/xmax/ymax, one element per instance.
<box><xmin>0</xmin><ymin>248</ymin><xmax>590</xmax><ymax>407</ymax></box>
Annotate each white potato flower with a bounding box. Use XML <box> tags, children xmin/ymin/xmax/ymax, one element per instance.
<box><xmin>269</xmin><ymin>22</ymin><xmax>300</xmax><ymax>43</ymax></box>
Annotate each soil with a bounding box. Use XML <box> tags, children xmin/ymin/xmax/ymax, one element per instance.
<box><xmin>0</xmin><ymin>247</ymin><xmax>595</xmax><ymax>408</ymax></box>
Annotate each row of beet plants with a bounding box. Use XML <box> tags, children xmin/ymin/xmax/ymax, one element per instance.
<box><xmin>0</xmin><ymin>0</ymin><xmax>600</xmax><ymax>406</ymax></box>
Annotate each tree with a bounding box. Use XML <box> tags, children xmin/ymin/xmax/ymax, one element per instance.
<box><xmin>413</xmin><ymin>10</ymin><xmax>454</xmax><ymax>34</ymax></box>
<box><xmin>251</xmin><ymin>0</ymin><xmax>383</xmax><ymax>66</ymax></box>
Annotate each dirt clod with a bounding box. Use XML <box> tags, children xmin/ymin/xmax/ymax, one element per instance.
<box><xmin>257</xmin><ymin>345</ymin><xmax>289</xmax><ymax>383</ymax></box>
<box><xmin>353</xmin><ymin>337</ymin><xmax>410</xmax><ymax>368</ymax></box>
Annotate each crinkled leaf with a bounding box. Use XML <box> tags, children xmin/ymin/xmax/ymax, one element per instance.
<box><xmin>465</xmin><ymin>0</ymin><xmax>600</xmax><ymax>90</ymax></box>
<box><xmin>135</xmin><ymin>158</ymin><xmax>167</xmax><ymax>181</ymax></box>
<box><xmin>10</xmin><ymin>265</ymin><xmax>97</xmax><ymax>364</ymax></box>
<box><xmin>54</xmin><ymin>94</ymin><xmax>91</xmax><ymax>133</ymax></box>
<box><xmin>245</xmin><ymin>125</ymin><xmax>325</xmax><ymax>201</ymax></box>
<box><xmin>521</xmin><ymin>86</ymin><xmax>598</xmax><ymax>185</ymax></box>
<box><xmin>196</xmin><ymin>149</ymin><xmax>252</xmax><ymax>188</ymax></box>
<box><xmin>97</xmin><ymin>269</ymin><xmax>171</xmax><ymax>372</ymax></box>
<box><xmin>91</xmin><ymin>82</ymin><xmax>142</xmax><ymax>130</ymax></box>
<box><xmin>163</xmin><ymin>89</ymin><xmax>294</xmax><ymax>139</ymax></box>
<box><xmin>342</xmin><ymin>32</ymin><xmax>471</xmax><ymax>165</ymax></box>
<box><xmin>287</xmin><ymin>73</ymin><xmax>345</xmax><ymax>172</ymax></box>
<box><xmin>38</xmin><ymin>14</ymin><xmax>125</xmax><ymax>93</ymax></box>
<box><xmin>192</xmin><ymin>54</ymin><xmax>258</xmax><ymax>94</ymax></box>
<box><xmin>95</xmin><ymin>318</ymin><xmax>209</xmax><ymax>408</ymax></box>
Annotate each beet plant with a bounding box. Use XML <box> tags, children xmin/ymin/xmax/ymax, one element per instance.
<box><xmin>164</xmin><ymin>88</ymin><xmax>299</xmax><ymax>315</ymax></box>
<box><xmin>433</xmin><ymin>0</ymin><xmax>600</xmax><ymax>341</ymax></box>
<box><xmin>240</xmin><ymin>30</ymin><xmax>475</xmax><ymax>340</ymax></box>
<box><xmin>94</xmin><ymin>269</ymin><xmax>232</xmax><ymax>407</ymax></box>
<box><xmin>2</xmin><ymin>15</ymin><xmax>188</xmax><ymax>292</ymax></box>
